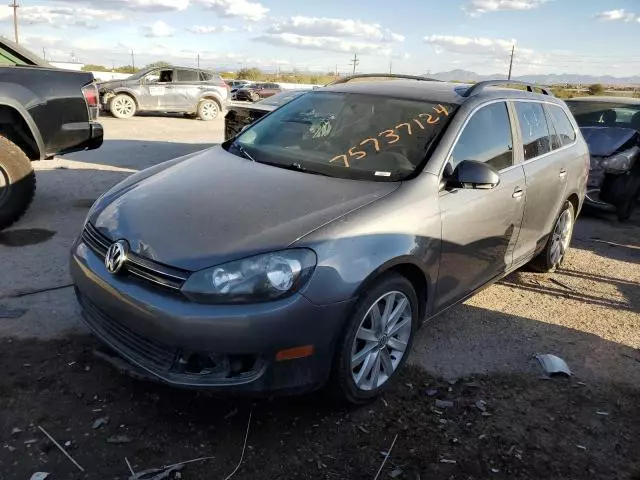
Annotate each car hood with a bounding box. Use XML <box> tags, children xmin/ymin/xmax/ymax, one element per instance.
<box><xmin>97</xmin><ymin>80</ymin><xmax>127</xmax><ymax>90</ymax></box>
<box><xmin>91</xmin><ymin>146</ymin><xmax>399</xmax><ymax>271</ymax></box>
<box><xmin>580</xmin><ymin>126</ymin><xmax>640</xmax><ymax>157</ymax></box>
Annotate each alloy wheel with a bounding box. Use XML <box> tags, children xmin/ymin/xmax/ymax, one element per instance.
<box><xmin>112</xmin><ymin>97</ymin><xmax>134</xmax><ymax>117</ymax></box>
<box><xmin>200</xmin><ymin>101</ymin><xmax>219</xmax><ymax>120</ymax></box>
<box><xmin>550</xmin><ymin>209</ymin><xmax>573</xmax><ymax>265</ymax></box>
<box><xmin>350</xmin><ymin>291</ymin><xmax>413</xmax><ymax>391</ymax></box>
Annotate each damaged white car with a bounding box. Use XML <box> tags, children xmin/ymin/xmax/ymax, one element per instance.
<box><xmin>566</xmin><ymin>97</ymin><xmax>640</xmax><ymax>221</ymax></box>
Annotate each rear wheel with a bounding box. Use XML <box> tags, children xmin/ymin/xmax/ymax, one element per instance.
<box><xmin>0</xmin><ymin>135</ymin><xmax>36</xmax><ymax>230</ymax></box>
<box><xmin>197</xmin><ymin>99</ymin><xmax>220</xmax><ymax>121</ymax></box>
<box><xmin>331</xmin><ymin>273</ymin><xmax>418</xmax><ymax>404</ymax></box>
<box><xmin>109</xmin><ymin>94</ymin><xmax>136</xmax><ymax>119</ymax></box>
<box><xmin>529</xmin><ymin>200</ymin><xmax>575</xmax><ymax>273</ymax></box>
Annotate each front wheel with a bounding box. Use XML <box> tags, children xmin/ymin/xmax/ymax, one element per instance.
<box><xmin>109</xmin><ymin>94</ymin><xmax>137</xmax><ymax>119</ymax></box>
<box><xmin>0</xmin><ymin>135</ymin><xmax>36</xmax><ymax>230</ymax></box>
<box><xmin>331</xmin><ymin>273</ymin><xmax>418</xmax><ymax>404</ymax></box>
<box><xmin>529</xmin><ymin>200</ymin><xmax>575</xmax><ymax>273</ymax></box>
<box><xmin>197</xmin><ymin>99</ymin><xmax>220</xmax><ymax>121</ymax></box>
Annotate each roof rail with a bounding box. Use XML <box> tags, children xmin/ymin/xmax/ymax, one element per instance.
<box><xmin>327</xmin><ymin>73</ymin><xmax>439</xmax><ymax>86</ymax></box>
<box><xmin>462</xmin><ymin>80</ymin><xmax>553</xmax><ymax>97</ymax></box>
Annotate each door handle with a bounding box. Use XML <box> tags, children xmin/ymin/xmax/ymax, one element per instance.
<box><xmin>512</xmin><ymin>187</ymin><xmax>524</xmax><ymax>199</ymax></box>
<box><xmin>559</xmin><ymin>168</ymin><xmax>567</xmax><ymax>178</ymax></box>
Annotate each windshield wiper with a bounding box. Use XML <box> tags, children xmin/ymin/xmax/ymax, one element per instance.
<box><xmin>233</xmin><ymin>142</ymin><xmax>256</xmax><ymax>162</ymax></box>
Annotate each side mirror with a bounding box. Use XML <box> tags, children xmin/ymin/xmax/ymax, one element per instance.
<box><xmin>447</xmin><ymin>160</ymin><xmax>500</xmax><ymax>190</ymax></box>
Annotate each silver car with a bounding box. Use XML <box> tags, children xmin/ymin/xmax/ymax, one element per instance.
<box><xmin>71</xmin><ymin>78</ymin><xmax>588</xmax><ymax>403</ymax></box>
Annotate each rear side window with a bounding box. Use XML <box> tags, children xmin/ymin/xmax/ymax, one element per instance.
<box><xmin>547</xmin><ymin>105</ymin><xmax>576</xmax><ymax>146</ymax></box>
<box><xmin>176</xmin><ymin>69</ymin><xmax>199</xmax><ymax>82</ymax></box>
<box><xmin>451</xmin><ymin>102</ymin><xmax>514</xmax><ymax>171</ymax></box>
<box><xmin>515</xmin><ymin>102</ymin><xmax>552</xmax><ymax>160</ymax></box>
<box><xmin>199</xmin><ymin>71</ymin><xmax>213</xmax><ymax>81</ymax></box>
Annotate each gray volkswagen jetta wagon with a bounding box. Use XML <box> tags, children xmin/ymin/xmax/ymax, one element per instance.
<box><xmin>71</xmin><ymin>77</ymin><xmax>588</xmax><ymax>403</ymax></box>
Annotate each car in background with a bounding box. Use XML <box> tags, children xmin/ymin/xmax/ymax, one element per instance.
<box><xmin>72</xmin><ymin>77</ymin><xmax>587</xmax><ymax>403</ymax></box>
<box><xmin>235</xmin><ymin>82</ymin><xmax>282</xmax><ymax>102</ymax></box>
<box><xmin>228</xmin><ymin>79</ymin><xmax>253</xmax><ymax>90</ymax></box>
<box><xmin>566</xmin><ymin>97</ymin><xmax>640</xmax><ymax>220</ymax></box>
<box><xmin>225</xmin><ymin>90</ymin><xmax>308</xmax><ymax>140</ymax></box>
<box><xmin>0</xmin><ymin>36</ymin><xmax>103</xmax><ymax>230</ymax></box>
<box><xmin>98</xmin><ymin>66</ymin><xmax>229</xmax><ymax>121</ymax></box>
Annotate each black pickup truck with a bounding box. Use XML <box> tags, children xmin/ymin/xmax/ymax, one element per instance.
<box><xmin>0</xmin><ymin>37</ymin><xmax>103</xmax><ymax>229</ymax></box>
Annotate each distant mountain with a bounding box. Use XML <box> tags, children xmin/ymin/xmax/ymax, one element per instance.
<box><xmin>429</xmin><ymin>69</ymin><xmax>640</xmax><ymax>86</ymax></box>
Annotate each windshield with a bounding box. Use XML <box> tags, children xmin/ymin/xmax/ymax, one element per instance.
<box><xmin>566</xmin><ymin>100</ymin><xmax>640</xmax><ymax>130</ymax></box>
<box><xmin>226</xmin><ymin>91</ymin><xmax>456</xmax><ymax>181</ymax></box>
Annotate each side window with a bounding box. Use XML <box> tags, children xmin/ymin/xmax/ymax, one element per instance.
<box><xmin>547</xmin><ymin>105</ymin><xmax>577</xmax><ymax>146</ymax></box>
<box><xmin>176</xmin><ymin>69</ymin><xmax>199</xmax><ymax>82</ymax></box>
<box><xmin>450</xmin><ymin>102</ymin><xmax>514</xmax><ymax>171</ymax></box>
<box><xmin>515</xmin><ymin>102</ymin><xmax>552</xmax><ymax>160</ymax></box>
<box><xmin>143</xmin><ymin>70</ymin><xmax>160</xmax><ymax>84</ymax></box>
<box><xmin>158</xmin><ymin>69</ymin><xmax>174</xmax><ymax>83</ymax></box>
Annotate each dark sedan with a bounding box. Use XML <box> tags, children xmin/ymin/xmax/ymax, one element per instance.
<box><xmin>235</xmin><ymin>82</ymin><xmax>282</xmax><ymax>102</ymax></box>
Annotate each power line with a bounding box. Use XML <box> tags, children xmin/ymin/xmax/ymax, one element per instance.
<box><xmin>9</xmin><ymin>0</ymin><xmax>19</xmax><ymax>44</ymax></box>
<box><xmin>349</xmin><ymin>53</ymin><xmax>359</xmax><ymax>74</ymax></box>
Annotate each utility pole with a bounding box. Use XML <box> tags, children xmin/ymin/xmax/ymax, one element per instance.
<box><xmin>9</xmin><ymin>0</ymin><xmax>19</xmax><ymax>44</ymax></box>
<box><xmin>507</xmin><ymin>44</ymin><xmax>515</xmax><ymax>80</ymax></box>
<box><xmin>197</xmin><ymin>53</ymin><xmax>200</xmax><ymax>69</ymax></box>
<box><xmin>350</xmin><ymin>53</ymin><xmax>359</xmax><ymax>75</ymax></box>
<box><xmin>42</xmin><ymin>47</ymin><xmax>46</xmax><ymax>61</ymax></box>
<box><xmin>130</xmin><ymin>50</ymin><xmax>135</xmax><ymax>70</ymax></box>
<box><xmin>335</xmin><ymin>64</ymin><xmax>338</xmax><ymax>76</ymax></box>
<box><xmin>389</xmin><ymin>60</ymin><xmax>392</xmax><ymax>74</ymax></box>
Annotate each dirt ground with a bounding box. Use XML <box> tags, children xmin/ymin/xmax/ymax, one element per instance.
<box><xmin>1</xmin><ymin>115</ymin><xmax>639</xmax><ymax>479</ymax></box>
<box><xmin>1</xmin><ymin>336</ymin><xmax>639</xmax><ymax>480</ymax></box>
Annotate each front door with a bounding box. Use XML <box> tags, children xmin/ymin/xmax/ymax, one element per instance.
<box><xmin>435</xmin><ymin>101</ymin><xmax>526</xmax><ymax>311</ymax></box>
<box><xmin>154</xmin><ymin>68</ymin><xmax>182</xmax><ymax>110</ymax></box>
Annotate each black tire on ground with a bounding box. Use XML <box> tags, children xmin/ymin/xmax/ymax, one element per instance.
<box><xmin>109</xmin><ymin>94</ymin><xmax>137</xmax><ymax>119</ymax></box>
<box><xmin>197</xmin><ymin>99</ymin><xmax>220</xmax><ymax>121</ymax></box>
<box><xmin>330</xmin><ymin>272</ymin><xmax>419</xmax><ymax>404</ymax></box>
<box><xmin>529</xmin><ymin>200</ymin><xmax>575</xmax><ymax>273</ymax></box>
<box><xmin>0</xmin><ymin>135</ymin><xmax>36</xmax><ymax>230</ymax></box>
<box><xmin>615</xmin><ymin>177</ymin><xmax>640</xmax><ymax>222</ymax></box>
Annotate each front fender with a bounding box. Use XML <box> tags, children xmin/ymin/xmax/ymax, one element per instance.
<box><xmin>103</xmin><ymin>87</ymin><xmax>141</xmax><ymax>106</ymax></box>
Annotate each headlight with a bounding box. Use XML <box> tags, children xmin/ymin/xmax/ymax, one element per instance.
<box><xmin>181</xmin><ymin>249</ymin><xmax>317</xmax><ymax>304</ymax></box>
<box><xmin>601</xmin><ymin>147</ymin><xmax>639</xmax><ymax>174</ymax></box>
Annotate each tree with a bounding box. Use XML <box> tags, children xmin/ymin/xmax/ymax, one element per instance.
<box><xmin>236</xmin><ymin>67</ymin><xmax>262</xmax><ymax>80</ymax></box>
<box><xmin>144</xmin><ymin>61</ymin><xmax>170</xmax><ymax>69</ymax></box>
<box><xmin>588</xmin><ymin>83</ymin><xmax>605</xmax><ymax>96</ymax></box>
<box><xmin>114</xmin><ymin>65</ymin><xmax>139</xmax><ymax>74</ymax></box>
<box><xmin>82</xmin><ymin>64</ymin><xmax>108</xmax><ymax>72</ymax></box>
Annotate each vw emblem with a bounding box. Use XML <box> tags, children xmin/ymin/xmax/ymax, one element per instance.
<box><xmin>105</xmin><ymin>240</ymin><xmax>129</xmax><ymax>274</ymax></box>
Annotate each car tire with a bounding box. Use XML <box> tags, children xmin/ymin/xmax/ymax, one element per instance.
<box><xmin>109</xmin><ymin>94</ymin><xmax>137</xmax><ymax>119</ymax></box>
<box><xmin>615</xmin><ymin>176</ymin><xmax>640</xmax><ymax>222</ymax></box>
<box><xmin>0</xmin><ymin>135</ymin><xmax>36</xmax><ymax>230</ymax></box>
<box><xmin>330</xmin><ymin>273</ymin><xmax>419</xmax><ymax>404</ymax></box>
<box><xmin>197</xmin><ymin>99</ymin><xmax>220</xmax><ymax>121</ymax></box>
<box><xmin>529</xmin><ymin>200</ymin><xmax>575</xmax><ymax>273</ymax></box>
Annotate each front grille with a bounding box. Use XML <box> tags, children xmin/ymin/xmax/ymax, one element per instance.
<box><xmin>78</xmin><ymin>292</ymin><xmax>178</xmax><ymax>372</ymax></box>
<box><xmin>82</xmin><ymin>223</ymin><xmax>189</xmax><ymax>291</ymax></box>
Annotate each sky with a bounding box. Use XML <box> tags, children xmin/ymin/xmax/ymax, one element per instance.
<box><xmin>1</xmin><ymin>0</ymin><xmax>639</xmax><ymax>77</ymax></box>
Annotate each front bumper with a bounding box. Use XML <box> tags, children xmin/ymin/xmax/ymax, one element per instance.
<box><xmin>70</xmin><ymin>239</ymin><xmax>353</xmax><ymax>394</ymax></box>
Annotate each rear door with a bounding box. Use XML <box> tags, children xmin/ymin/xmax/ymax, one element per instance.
<box><xmin>511</xmin><ymin>101</ymin><xmax>571</xmax><ymax>265</ymax></box>
<box><xmin>435</xmin><ymin>101</ymin><xmax>527</xmax><ymax>310</ymax></box>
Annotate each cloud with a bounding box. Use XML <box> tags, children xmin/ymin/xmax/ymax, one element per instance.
<box><xmin>143</xmin><ymin>20</ymin><xmax>175</xmax><ymax>37</ymax></box>
<box><xmin>267</xmin><ymin>16</ymin><xmax>405</xmax><ymax>42</ymax></box>
<box><xmin>0</xmin><ymin>5</ymin><xmax>123</xmax><ymax>28</ymax></box>
<box><xmin>424</xmin><ymin>34</ymin><xmax>518</xmax><ymax>57</ymax></box>
<box><xmin>193</xmin><ymin>0</ymin><xmax>268</xmax><ymax>21</ymax></box>
<box><xmin>186</xmin><ymin>25</ymin><xmax>236</xmax><ymax>34</ymax></box>
<box><xmin>21</xmin><ymin>34</ymin><xmax>62</xmax><ymax>47</ymax></box>
<box><xmin>255</xmin><ymin>33</ymin><xmax>393</xmax><ymax>55</ymax></box>
<box><xmin>595</xmin><ymin>9</ymin><xmax>637</xmax><ymax>22</ymax></box>
<box><xmin>463</xmin><ymin>0</ymin><xmax>546</xmax><ymax>16</ymax></box>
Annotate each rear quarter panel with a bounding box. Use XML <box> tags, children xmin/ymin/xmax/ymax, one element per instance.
<box><xmin>0</xmin><ymin>66</ymin><xmax>93</xmax><ymax>156</ymax></box>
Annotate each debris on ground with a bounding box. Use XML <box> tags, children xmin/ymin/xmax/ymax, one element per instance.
<box><xmin>38</xmin><ymin>425</ymin><xmax>84</xmax><ymax>472</ymax></box>
<box><xmin>389</xmin><ymin>468</ymin><xmax>403</xmax><ymax>478</ymax></box>
<box><xmin>29</xmin><ymin>473</ymin><xmax>50</xmax><ymax>480</ymax></box>
<box><xmin>475</xmin><ymin>400</ymin><xmax>488</xmax><ymax>412</ymax></box>
<box><xmin>11</xmin><ymin>427</ymin><xmax>22</xmax><ymax>435</ymax></box>
<box><xmin>107</xmin><ymin>435</ymin><xmax>132</xmax><ymax>444</ymax></box>
<box><xmin>92</xmin><ymin>417</ymin><xmax>109</xmax><ymax>429</ymax></box>
<box><xmin>434</xmin><ymin>399</ymin><xmax>454</xmax><ymax>409</ymax></box>
<box><xmin>0</xmin><ymin>306</ymin><xmax>27</xmax><ymax>319</ymax></box>
<box><xmin>536</xmin><ymin>354</ymin><xmax>572</xmax><ymax>377</ymax></box>
<box><xmin>373</xmin><ymin>434</ymin><xmax>398</xmax><ymax>480</ymax></box>
<box><xmin>129</xmin><ymin>464</ymin><xmax>184</xmax><ymax>480</ymax></box>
